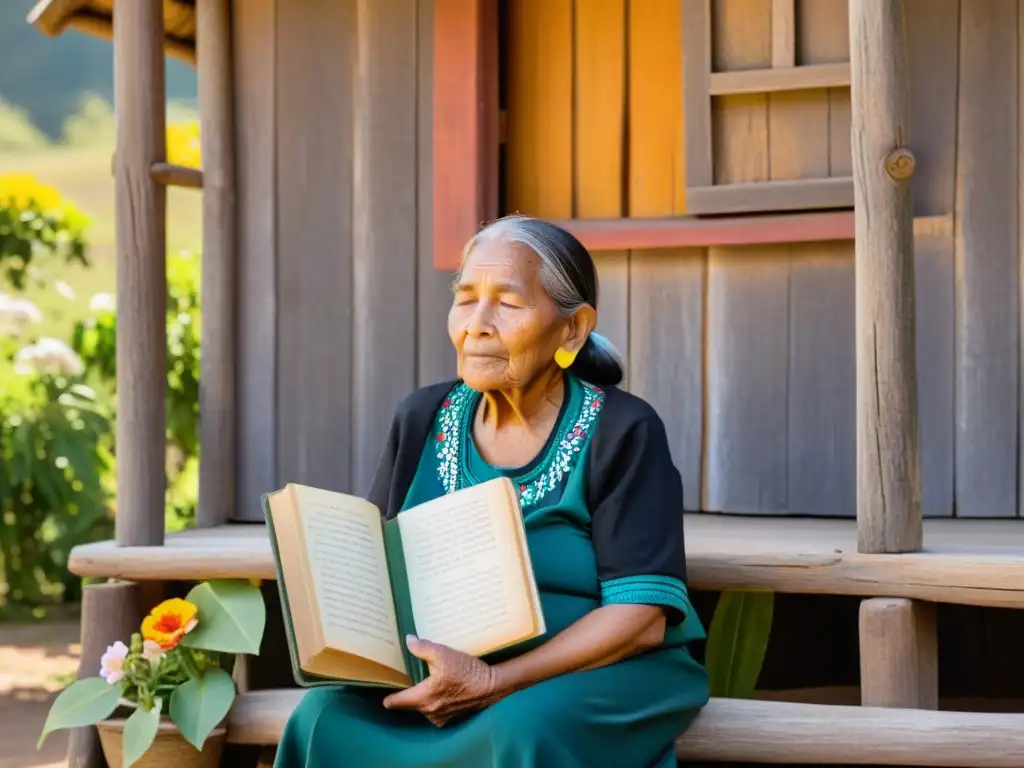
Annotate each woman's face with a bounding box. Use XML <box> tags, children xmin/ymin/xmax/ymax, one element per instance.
<box><xmin>448</xmin><ymin>238</ymin><xmax>572</xmax><ymax>391</ymax></box>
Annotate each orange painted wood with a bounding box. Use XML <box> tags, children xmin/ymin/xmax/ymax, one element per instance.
<box><xmin>507</xmin><ymin>0</ymin><xmax>574</xmax><ymax>218</ymax></box>
<box><xmin>574</xmin><ymin>0</ymin><xmax>626</xmax><ymax>219</ymax></box>
<box><xmin>432</xmin><ymin>0</ymin><xmax>499</xmax><ymax>269</ymax></box>
<box><xmin>628</xmin><ymin>0</ymin><xmax>685</xmax><ymax>216</ymax></box>
<box><xmin>556</xmin><ymin>211</ymin><xmax>856</xmax><ymax>251</ymax></box>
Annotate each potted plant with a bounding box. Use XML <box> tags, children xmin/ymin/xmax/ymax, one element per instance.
<box><xmin>38</xmin><ymin>578</ymin><xmax>266</xmax><ymax>768</ymax></box>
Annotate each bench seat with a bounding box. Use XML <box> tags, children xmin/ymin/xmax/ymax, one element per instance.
<box><xmin>68</xmin><ymin>514</ymin><xmax>1024</xmax><ymax>608</ymax></box>
<box><xmin>225</xmin><ymin>691</ymin><xmax>1024</xmax><ymax>766</ymax></box>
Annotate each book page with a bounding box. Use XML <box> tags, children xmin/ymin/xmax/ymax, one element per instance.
<box><xmin>398</xmin><ymin>478</ymin><xmax>540</xmax><ymax>656</ymax></box>
<box><xmin>291</xmin><ymin>485</ymin><xmax>407</xmax><ymax>674</ymax></box>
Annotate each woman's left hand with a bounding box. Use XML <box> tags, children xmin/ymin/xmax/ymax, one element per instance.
<box><xmin>382</xmin><ymin>636</ymin><xmax>504</xmax><ymax>727</ymax></box>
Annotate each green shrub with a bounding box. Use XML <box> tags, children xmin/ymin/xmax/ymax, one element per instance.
<box><xmin>73</xmin><ymin>250</ymin><xmax>202</xmax><ymax>527</ymax></box>
<box><xmin>0</xmin><ymin>374</ymin><xmax>113</xmax><ymax>613</ymax></box>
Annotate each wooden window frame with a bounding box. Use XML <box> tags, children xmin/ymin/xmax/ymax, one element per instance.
<box><xmin>431</xmin><ymin>0</ymin><xmax>857</xmax><ymax>270</ymax></box>
<box><xmin>681</xmin><ymin>0</ymin><xmax>854</xmax><ymax>216</ymax></box>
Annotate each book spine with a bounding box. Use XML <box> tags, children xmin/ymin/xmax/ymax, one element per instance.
<box><xmin>383</xmin><ymin>519</ymin><xmax>428</xmax><ymax>685</ymax></box>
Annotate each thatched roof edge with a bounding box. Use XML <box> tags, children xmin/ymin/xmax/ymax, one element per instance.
<box><xmin>27</xmin><ymin>0</ymin><xmax>197</xmax><ymax>65</ymax></box>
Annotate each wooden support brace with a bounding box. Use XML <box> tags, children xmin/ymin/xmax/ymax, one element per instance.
<box><xmin>849</xmin><ymin>0</ymin><xmax>922</xmax><ymax>553</ymax></box>
<box><xmin>859</xmin><ymin>597</ymin><xmax>938</xmax><ymax>710</ymax></box>
<box><xmin>67</xmin><ymin>581</ymin><xmax>144</xmax><ymax>768</ymax></box>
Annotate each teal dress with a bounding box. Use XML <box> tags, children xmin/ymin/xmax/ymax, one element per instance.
<box><xmin>275</xmin><ymin>374</ymin><xmax>709</xmax><ymax>767</ymax></box>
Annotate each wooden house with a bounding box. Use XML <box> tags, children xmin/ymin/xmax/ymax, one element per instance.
<box><xmin>28</xmin><ymin>0</ymin><xmax>1024</xmax><ymax>765</ymax></box>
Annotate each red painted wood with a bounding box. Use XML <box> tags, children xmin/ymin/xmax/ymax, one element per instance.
<box><xmin>432</xmin><ymin>0</ymin><xmax>499</xmax><ymax>270</ymax></box>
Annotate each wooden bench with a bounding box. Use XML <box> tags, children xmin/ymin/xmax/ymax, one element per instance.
<box><xmin>225</xmin><ymin>690</ymin><xmax>1024</xmax><ymax>766</ymax></box>
<box><xmin>68</xmin><ymin>514</ymin><xmax>1024</xmax><ymax>609</ymax></box>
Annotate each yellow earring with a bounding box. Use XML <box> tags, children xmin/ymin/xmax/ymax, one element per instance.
<box><xmin>554</xmin><ymin>346</ymin><xmax>578</xmax><ymax>369</ymax></box>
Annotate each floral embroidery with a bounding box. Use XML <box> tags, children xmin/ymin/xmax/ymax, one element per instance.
<box><xmin>433</xmin><ymin>379</ymin><xmax>605</xmax><ymax>509</ymax></box>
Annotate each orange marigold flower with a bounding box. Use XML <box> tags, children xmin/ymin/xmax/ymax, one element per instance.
<box><xmin>141</xmin><ymin>598</ymin><xmax>199</xmax><ymax>650</ymax></box>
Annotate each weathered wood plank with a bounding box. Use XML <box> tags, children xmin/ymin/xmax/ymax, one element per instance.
<box><xmin>351</xmin><ymin>0</ymin><xmax>419</xmax><ymax>491</ymax></box>
<box><xmin>150</xmin><ymin>162</ymin><xmax>203</xmax><ymax>188</ymax></box>
<box><xmin>787</xmin><ymin>243</ymin><xmax>856</xmax><ymax>517</ymax></box>
<box><xmin>904</xmin><ymin>0</ymin><xmax>959</xmax><ymax>216</ymax></box>
<box><xmin>688</xmin><ymin>176</ymin><xmax>854</xmax><ymax>214</ymax></box>
<box><xmin>682</xmin><ymin>0</ymin><xmax>712</xmax><ymax>188</ymax></box>
<box><xmin>275</xmin><ymin>0</ymin><xmax>355</xmax><ymax>492</ymax></box>
<box><xmin>705</xmin><ymin>245</ymin><xmax>790</xmax><ymax>514</ymax></box>
<box><xmin>234</xmin><ymin>0</ymin><xmax>277</xmax><ymax>521</ymax></box>
<box><xmin>628</xmin><ymin>250</ymin><xmax>704</xmax><ymax>508</ymax></box>
<box><xmin>506</xmin><ymin>0</ymin><xmax>572</xmax><ymax>217</ymax></box>
<box><xmin>850</xmin><ymin>0</ymin><xmax>922</xmax><ymax>551</ymax></box>
<box><xmin>113</xmin><ymin>0</ymin><xmax>167</xmax><ymax>545</ymax></box>
<box><xmin>955</xmin><ymin>0</ymin><xmax>1019</xmax><ymax>518</ymax></box>
<box><xmin>575</xmin><ymin>0</ymin><xmax>629</xmax><ymax>386</ymax></box>
<box><xmin>196</xmin><ymin>0</ymin><xmax>236</xmax><ymax>528</ymax></box>
<box><xmin>416</xmin><ymin>0</ymin><xmax>459</xmax><ymax>387</ymax></box>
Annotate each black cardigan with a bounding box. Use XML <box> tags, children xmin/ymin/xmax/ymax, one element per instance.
<box><xmin>365</xmin><ymin>380</ymin><xmax>689</xmax><ymax>593</ymax></box>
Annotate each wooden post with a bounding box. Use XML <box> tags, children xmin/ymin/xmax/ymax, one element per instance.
<box><xmin>859</xmin><ymin>598</ymin><xmax>938</xmax><ymax>709</ymax></box>
<box><xmin>67</xmin><ymin>581</ymin><xmax>143</xmax><ymax>768</ymax></box>
<box><xmin>196</xmin><ymin>0</ymin><xmax>237</xmax><ymax>527</ymax></box>
<box><xmin>849</xmin><ymin>0</ymin><xmax>922</xmax><ymax>553</ymax></box>
<box><xmin>113</xmin><ymin>0</ymin><xmax>167</xmax><ymax>546</ymax></box>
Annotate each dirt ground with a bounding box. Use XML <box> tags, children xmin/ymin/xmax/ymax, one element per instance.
<box><xmin>0</xmin><ymin>621</ymin><xmax>80</xmax><ymax>768</ymax></box>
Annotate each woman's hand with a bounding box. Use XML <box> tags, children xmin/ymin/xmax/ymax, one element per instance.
<box><xmin>382</xmin><ymin>636</ymin><xmax>503</xmax><ymax>727</ymax></box>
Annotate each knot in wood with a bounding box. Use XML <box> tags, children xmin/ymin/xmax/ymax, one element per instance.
<box><xmin>884</xmin><ymin>148</ymin><xmax>916</xmax><ymax>182</ymax></box>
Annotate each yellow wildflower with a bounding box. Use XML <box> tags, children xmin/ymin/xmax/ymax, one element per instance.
<box><xmin>166</xmin><ymin>122</ymin><xmax>202</xmax><ymax>169</ymax></box>
<box><xmin>141</xmin><ymin>598</ymin><xmax>199</xmax><ymax>650</ymax></box>
<box><xmin>0</xmin><ymin>173</ymin><xmax>63</xmax><ymax>211</ymax></box>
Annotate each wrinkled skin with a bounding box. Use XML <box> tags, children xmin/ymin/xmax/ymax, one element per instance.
<box><xmin>383</xmin><ymin>636</ymin><xmax>500</xmax><ymax>727</ymax></box>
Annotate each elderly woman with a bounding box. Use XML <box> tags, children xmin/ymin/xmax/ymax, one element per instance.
<box><xmin>275</xmin><ymin>215</ymin><xmax>709</xmax><ymax>767</ymax></box>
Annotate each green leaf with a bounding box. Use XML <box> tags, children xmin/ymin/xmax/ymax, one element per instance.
<box><xmin>180</xmin><ymin>580</ymin><xmax>266</xmax><ymax>655</ymax></box>
<box><xmin>706</xmin><ymin>590</ymin><xmax>775</xmax><ymax>699</ymax></box>
<box><xmin>37</xmin><ymin>677</ymin><xmax>121</xmax><ymax>749</ymax></box>
<box><xmin>168</xmin><ymin>668</ymin><xmax>235</xmax><ymax>751</ymax></box>
<box><xmin>122</xmin><ymin>703</ymin><xmax>162</xmax><ymax>768</ymax></box>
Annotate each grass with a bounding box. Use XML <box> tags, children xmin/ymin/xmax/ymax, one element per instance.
<box><xmin>0</xmin><ymin>143</ymin><xmax>203</xmax><ymax>340</ymax></box>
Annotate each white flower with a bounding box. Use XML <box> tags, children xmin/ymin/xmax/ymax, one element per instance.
<box><xmin>88</xmin><ymin>292</ymin><xmax>116</xmax><ymax>313</ymax></box>
<box><xmin>0</xmin><ymin>294</ymin><xmax>43</xmax><ymax>336</ymax></box>
<box><xmin>14</xmin><ymin>337</ymin><xmax>84</xmax><ymax>376</ymax></box>
<box><xmin>55</xmin><ymin>280</ymin><xmax>75</xmax><ymax>301</ymax></box>
<box><xmin>99</xmin><ymin>641</ymin><xmax>129</xmax><ymax>685</ymax></box>
<box><xmin>142</xmin><ymin>640</ymin><xmax>165</xmax><ymax>665</ymax></box>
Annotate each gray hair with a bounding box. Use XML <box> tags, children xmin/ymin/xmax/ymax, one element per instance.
<box><xmin>456</xmin><ymin>215</ymin><xmax>625</xmax><ymax>387</ymax></box>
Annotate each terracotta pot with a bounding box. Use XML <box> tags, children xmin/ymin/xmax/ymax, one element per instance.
<box><xmin>96</xmin><ymin>717</ymin><xmax>226</xmax><ymax>768</ymax></box>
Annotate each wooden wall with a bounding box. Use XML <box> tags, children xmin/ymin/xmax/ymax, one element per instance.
<box><xmin>231</xmin><ymin>0</ymin><xmax>1023</xmax><ymax>522</ymax></box>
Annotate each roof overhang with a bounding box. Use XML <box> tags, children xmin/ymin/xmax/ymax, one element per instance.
<box><xmin>28</xmin><ymin>0</ymin><xmax>197</xmax><ymax>65</ymax></box>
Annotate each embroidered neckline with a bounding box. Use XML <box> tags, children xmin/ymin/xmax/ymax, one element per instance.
<box><xmin>432</xmin><ymin>377</ymin><xmax>605</xmax><ymax>509</ymax></box>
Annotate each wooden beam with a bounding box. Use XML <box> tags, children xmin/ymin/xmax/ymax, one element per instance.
<box><xmin>113</xmin><ymin>0</ymin><xmax>167</xmax><ymax>547</ymax></box>
<box><xmin>686</xmin><ymin>177</ymin><xmax>854</xmax><ymax>215</ymax></box>
<box><xmin>708</xmin><ymin>62</ymin><xmax>851</xmax><ymax>95</ymax></box>
<box><xmin>225</xmin><ymin>690</ymin><xmax>1024</xmax><ymax>765</ymax></box>
<box><xmin>850</xmin><ymin>0</ymin><xmax>922</xmax><ymax>553</ymax></box>
<box><xmin>196</xmin><ymin>0</ymin><xmax>236</xmax><ymax>529</ymax></box>
<box><xmin>432</xmin><ymin>0</ymin><xmax>499</xmax><ymax>270</ymax></box>
<box><xmin>150</xmin><ymin>162</ymin><xmax>203</xmax><ymax>189</ymax></box>
<box><xmin>859</xmin><ymin>598</ymin><xmax>938</xmax><ymax>710</ymax></box>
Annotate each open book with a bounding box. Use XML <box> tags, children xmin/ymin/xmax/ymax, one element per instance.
<box><xmin>262</xmin><ymin>476</ymin><xmax>545</xmax><ymax>689</ymax></box>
